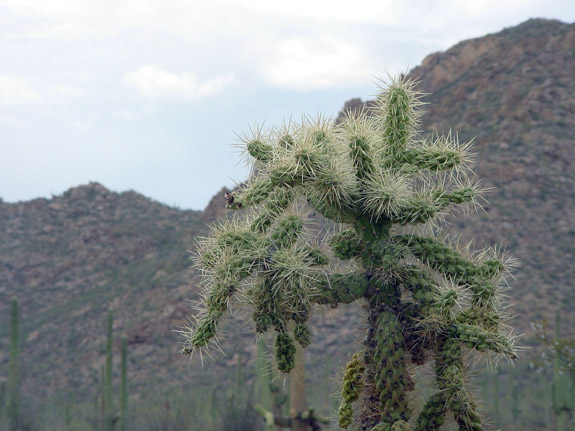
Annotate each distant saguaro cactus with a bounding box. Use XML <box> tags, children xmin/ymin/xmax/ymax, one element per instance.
<box><xmin>181</xmin><ymin>77</ymin><xmax>518</xmax><ymax>431</ymax></box>
<box><xmin>102</xmin><ymin>309</ymin><xmax>114</xmax><ymax>431</ymax></box>
<box><xmin>120</xmin><ymin>335</ymin><xmax>128</xmax><ymax>431</ymax></box>
<box><xmin>7</xmin><ymin>298</ymin><xmax>20</xmax><ymax>431</ymax></box>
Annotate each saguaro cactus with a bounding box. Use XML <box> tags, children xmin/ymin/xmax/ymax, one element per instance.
<box><xmin>7</xmin><ymin>297</ymin><xmax>20</xmax><ymax>431</ymax></box>
<box><xmin>104</xmin><ymin>310</ymin><xmax>114</xmax><ymax>431</ymax></box>
<box><xmin>551</xmin><ymin>312</ymin><xmax>573</xmax><ymax>431</ymax></box>
<box><xmin>120</xmin><ymin>335</ymin><xmax>128</xmax><ymax>431</ymax></box>
<box><xmin>181</xmin><ymin>77</ymin><xmax>518</xmax><ymax>431</ymax></box>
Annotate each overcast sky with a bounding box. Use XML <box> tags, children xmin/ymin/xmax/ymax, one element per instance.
<box><xmin>1</xmin><ymin>0</ymin><xmax>573</xmax><ymax>210</ymax></box>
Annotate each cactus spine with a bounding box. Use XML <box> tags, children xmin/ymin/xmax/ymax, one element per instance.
<box><xmin>181</xmin><ymin>77</ymin><xmax>518</xmax><ymax>430</ymax></box>
<box><xmin>7</xmin><ymin>298</ymin><xmax>20</xmax><ymax>431</ymax></box>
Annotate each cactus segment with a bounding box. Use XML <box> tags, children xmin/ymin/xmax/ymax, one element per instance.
<box><xmin>391</xmin><ymin>420</ymin><xmax>411</xmax><ymax>431</ymax></box>
<box><xmin>338</xmin><ymin>352</ymin><xmax>365</xmax><ymax>428</ymax></box>
<box><xmin>380</xmin><ymin>86</ymin><xmax>415</xmax><ymax>155</ymax></box>
<box><xmin>455</xmin><ymin>322</ymin><xmax>517</xmax><ymax>358</ymax></box>
<box><xmin>276</xmin><ymin>331</ymin><xmax>296</xmax><ymax>372</ymax></box>
<box><xmin>436</xmin><ymin>337</ymin><xmax>483</xmax><ymax>431</ymax></box>
<box><xmin>395</xmin><ymin>235</ymin><xmax>478</xmax><ymax>281</ymax></box>
<box><xmin>349</xmin><ymin>135</ymin><xmax>377</xmax><ymax>180</ymax></box>
<box><xmin>435</xmin><ymin>187</ymin><xmax>477</xmax><ymax>206</ymax></box>
<box><xmin>249</xmin><ymin>188</ymin><xmax>295</xmax><ymax>233</ymax></box>
<box><xmin>185</xmin><ymin>310</ymin><xmax>224</xmax><ymax>350</ymax></box>
<box><xmin>330</xmin><ymin>229</ymin><xmax>363</xmax><ymax>260</ymax></box>
<box><xmin>237</xmin><ymin>178</ymin><xmax>275</xmax><ymax>207</ymax></box>
<box><xmin>294</xmin><ymin>323</ymin><xmax>311</xmax><ymax>348</ymax></box>
<box><xmin>415</xmin><ymin>393</ymin><xmax>446</xmax><ymax>431</ymax></box>
<box><xmin>374</xmin><ymin>311</ymin><xmax>410</xmax><ymax>424</ymax></box>
<box><xmin>362</xmin><ymin>171</ymin><xmax>410</xmax><ymax>220</ymax></box>
<box><xmin>247</xmin><ymin>139</ymin><xmax>273</xmax><ymax>162</ymax></box>
<box><xmin>401</xmin><ymin>267</ymin><xmax>439</xmax><ymax>310</ymax></box>
<box><xmin>400</xmin><ymin>147</ymin><xmax>461</xmax><ymax>171</ymax></box>
<box><xmin>270</xmin><ymin>215</ymin><xmax>304</xmax><ymax>249</ymax></box>
<box><xmin>314</xmin><ymin>273</ymin><xmax>369</xmax><ymax>305</ymax></box>
<box><xmin>300</xmin><ymin>246</ymin><xmax>329</xmax><ymax>266</ymax></box>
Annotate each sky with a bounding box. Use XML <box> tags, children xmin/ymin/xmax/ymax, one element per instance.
<box><xmin>1</xmin><ymin>1</ymin><xmax>574</xmax><ymax>211</ymax></box>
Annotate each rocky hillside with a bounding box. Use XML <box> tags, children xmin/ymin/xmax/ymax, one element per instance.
<box><xmin>0</xmin><ymin>182</ymin><xmax>357</xmax><ymax>404</ymax></box>
<box><xmin>0</xmin><ymin>183</ymin><xmax>207</xmax><ymax>397</ymax></box>
<box><xmin>1</xmin><ymin>18</ymin><xmax>574</xmax><ymax>406</ymax></box>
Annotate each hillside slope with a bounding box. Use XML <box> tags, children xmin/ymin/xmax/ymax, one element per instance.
<box><xmin>1</xmin><ymin>18</ymin><xmax>574</xmax><ymax>406</ymax></box>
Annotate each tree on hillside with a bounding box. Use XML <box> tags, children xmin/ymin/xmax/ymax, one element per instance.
<box><xmin>181</xmin><ymin>77</ymin><xmax>518</xmax><ymax>431</ymax></box>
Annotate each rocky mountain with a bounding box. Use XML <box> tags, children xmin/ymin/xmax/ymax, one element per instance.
<box><xmin>1</xmin><ymin>17</ymin><xmax>574</xmax><ymax>412</ymax></box>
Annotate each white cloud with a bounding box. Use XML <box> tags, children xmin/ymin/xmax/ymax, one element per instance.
<box><xmin>0</xmin><ymin>74</ymin><xmax>88</xmax><ymax>105</ymax></box>
<box><xmin>112</xmin><ymin>109</ymin><xmax>139</xmax><ymax>121</ymax></box>
<box><xmin>52</xmin><ymin>85</ymin><xmax>86</xmax><ymax>98</ymax></box>
<box><xmin>123</xmin><ymin>65</ymin><xmax>235</xmax><ymax>100</ymax></box>
<box><xmin>0</xmin><ymin>115</ymin><xmax>17</xmax><ymax>124</ymax></box>
<box><xmin>71</xmin><ymin>120</ymin><xmax>91</xmax><ymax>130</ymax></box>
<box><xmin>262</xmin><ymin>36</ymin><xmax>374</xmax><ymax>90</ymax></box>
<box><xmin>0</xmin><ymin>75</ymin><xmax>44</xmax><ymax>105</ymax></box>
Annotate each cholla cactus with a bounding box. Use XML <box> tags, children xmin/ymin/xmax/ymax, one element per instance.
<box><xmin>181</xmin><ymin>77</ymin><xmax>518</xmax><ymax>431</ymax></box>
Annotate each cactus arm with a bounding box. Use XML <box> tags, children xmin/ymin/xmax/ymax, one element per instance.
<box><xmin>434</xmin><ymin>187</ymin><xmax>477</xmax><ymax>206</ymax></box>
<box><xmin>300</xmin><ymin>245</ymin><xmax>329</xmax><ymax>266</ymax></box>
<box><xmin>436</xmin><ymin>336</ymin><xmax>483</xmax><ymax>431</ymax></box>
<box><xmin>454</xmin><ymin>322</ymin><xmax>517</xmax><ymax>359</ymax></box>
<box><xmin>389</xmin><ymin>186</ymin><xmax>477</xmax><ymax>226</ymax></box>
<box><xmin>399</xmin><ymin>147</ymin><xmax>462</xmax><ymax>172</ymax></box>
<box><xmin>394</xmin><ymin>235</ymin><xmax>479</xmax><ymax>282</ymax></box>
<box><xmin>414</xmin><ymin>393</ymin><xmax>446</xmax><ymax>431</ymax></box>
<box><xmin>182</xmin><ymin>309</ymin><xmax>224</xmax><ymax>352</ymax></box>
<box><xmin>374</xmin><ymin>312</ymin><xmax>411</xmax><ymax>426</ymax></box>
<box><xmin>306</xmin><ymin>192</ymin><xmax>358</xmax><ymax>223</ymax></box>
<box><xmin>269</xmin><ymin>215</ymin><xmax>304</xmax><ymax>249</ymax></box>
<box><xmin>329</xmin><ymin>228</ymin><xmax>363</xmax><ymax>260</ymax></box>
<box><xmin>349</xmin><ymin>134</ymin><xmax>377</xmax><ymax>181</ymax></box>
<box><xmin>400</xmin><ymin>266</ymin><xmax>440</xmax><ymax>310</ymax></box>
<box><xmin>246</xmin><ymin>139</ymin><xmax>273</xmax><ymax>163</ymax></box>
<box><xmin>379</xmin><ymin>86</ymin><xmax>417</xmax><ymax>160</ymax></box>
<box><xmin>389</xmin><ymin>197</ymin><xmax>440</xmax><ymax>225</ymax></box>
<box><xmin>228</xmin><ymin>177</ymin><xmax>275</xmax><ymax>209</ymax></box>
<box><xmin>313</xmin><ymin>272</ymin><xmax>369</xmax><ymax>305</ymax></box>
<box><xmin>250</xmin><ymin>188</ymin><xmax>296</xmax><ymax>233</ymax></box>
<box><xmin>338</xmin><ymin>352</ymin><xmax>365</xmax><ymax>428</ymax></box>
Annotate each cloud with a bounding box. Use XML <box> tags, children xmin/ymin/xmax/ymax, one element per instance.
<box><xmin>0</xmin><ymin>75</ymin><xmax>44</xmax><ymax>105</ymax></box>
<box><xmin>123</xmin><ymin>65</ymin><xmax>235</xmax><ymax>100</ymax></box>
<box><xmin>261</xmin><ymin>36</ymin><xmax>374</xmax><ymax>90</ymax></box>
<box><xmin>0</xmin><ymin>75</ymin><xmax>87</xmax><ymax>105</ymax></box>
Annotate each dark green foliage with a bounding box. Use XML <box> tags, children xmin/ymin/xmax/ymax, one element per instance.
<box><xmin>182</xmin><ymin>77</ymin><xmax>517</xmax><ymax>431</ymax></box>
